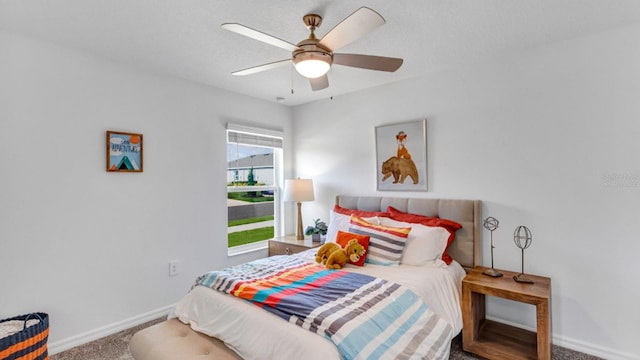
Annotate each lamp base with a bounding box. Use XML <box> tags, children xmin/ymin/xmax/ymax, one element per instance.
<box><xmin>513</xmin><ymin>273</ymin><xmax>535</xmax><ymax>284</ymax></box>
<box><xmin>296</xmin><ymin>201</ymin><xmax>304</xmax><ymax>240</ymax></box>
<box><xmin>482</xmin><ymin>268</ymin><xmax>503</xmax><ymax>277</ymax></box>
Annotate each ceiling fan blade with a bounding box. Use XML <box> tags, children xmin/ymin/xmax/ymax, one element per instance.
<box><xmin>319</xmin><ymin>7</ymin><xmax>385</xmax><ymax>52</ymax></box>
<box><xmin>221</xmin><ymin>23</ymin><xmax>300</xmax><ymax>52</ymax></box>
<box><xmin>232</xmin><ymin>59</ymin><xmax>291</xmax><ymax>76</ymax></box>
<box><xmin>310</xmin><ymin>74</ymin><xmax>329</xmax><ymax>91</ymax></box>
<box><xmin>333</xmin><ymin>54</ymin><xmax>403</xmax><ymax>72</ymax></box>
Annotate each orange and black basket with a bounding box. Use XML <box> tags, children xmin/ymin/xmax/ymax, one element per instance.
<box><xmin>0</xmin><ymin>313</ymin><xmax>49</xmax><ymax>360</ymax></box>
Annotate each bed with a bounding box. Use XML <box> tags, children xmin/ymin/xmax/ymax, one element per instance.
<box><xmin>130</xmin><ymin>195</ymin><xmax>481</xmax><ymax>360</ymax></box>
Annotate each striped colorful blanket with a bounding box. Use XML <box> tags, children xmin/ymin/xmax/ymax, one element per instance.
<box><xmin>195</xmin><ymin>255</ymin><xmax>453</xmax><ymax>360</ymax></box>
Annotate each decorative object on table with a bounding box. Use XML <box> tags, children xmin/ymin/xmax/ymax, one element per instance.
<box><xmin>482</xmin><ymin>216</ymin><xmax>503</xmax><ymax>277</ymax></box>
<box><xmin>305</xmin><ymin>218</ymin><xmax>328</xmax><ymax>243</ymax></box>
<box><xmin>0</xmin><ymin>312</ymin><xmax>49</xmax><ymax>360</ymax></box>
<box><xmin>375</xmin><ymin>119</ymin><xmax>427</xmax><ymax>191</ymax></box>
<box><xmin>106</xmin><ymin>131</ymin><xmax>143</xmax><ymax>172</ymax></box>
<box><xmin>283</xmin><ymin>178</ymin><xmax>315</xmax><ymax>240</ymax></box>
<box><xmin>513</xmin><ymin>225</ymin><xmax>534</xmax><ymax>284</ymax></box>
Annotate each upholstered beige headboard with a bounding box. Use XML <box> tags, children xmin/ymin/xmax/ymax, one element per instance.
<box><xmin>336</xmin><ymin>195</ymin><xmax>482</xmax><ymax>272</ymax></box>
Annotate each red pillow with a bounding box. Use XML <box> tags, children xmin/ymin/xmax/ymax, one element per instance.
<box><xmin>387</xmin><ymin>206</ymin><xmax>462</xmax><ymax>265</ymax></box>
<box><xmin>335</xmin><ymin>230</ymin><xmax>370</xmax><ymax>266</ymax></box>
<box><xmin>334</xmin><ymin>204</ymin><xmax>389</xmax><ymax>218</ymax></box>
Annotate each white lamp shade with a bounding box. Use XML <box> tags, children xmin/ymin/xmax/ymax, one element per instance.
<box><xmin>294</xmin><ymin>59</ymin><xmax>331</xmax><ymax>79</ymax></box>
<box><xmin>283</xmin><ymin>179</ymin><xmax>314</xmax><ymax>202</ymax></box>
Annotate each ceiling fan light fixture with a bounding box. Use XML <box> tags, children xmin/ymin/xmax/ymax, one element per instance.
<box><xmin>294</xmin><ymin>59</ymin><xmax>330</xmax><ymax>78</ymax></box>
<box><xmin>293</xmin><ymin>51</ymin><xmax>332</xmax><ymax>79</ymax></box>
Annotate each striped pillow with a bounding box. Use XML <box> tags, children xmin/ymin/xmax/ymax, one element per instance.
<box><xmin>349</xmin><ymin>215</ymin><xmax>411</xmax><ymax>266</ymax></box>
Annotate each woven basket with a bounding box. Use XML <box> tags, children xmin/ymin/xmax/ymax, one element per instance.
<box><xmin>0</xmin><ymin>313</ymin><xmax>49</xmax><ymax>360</ymax></box>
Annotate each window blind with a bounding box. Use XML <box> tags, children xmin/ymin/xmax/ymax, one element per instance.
<box><xmin>227</xmin><ymin>123</ymin><xmax>283</xmax><ymax>148</ymax></box>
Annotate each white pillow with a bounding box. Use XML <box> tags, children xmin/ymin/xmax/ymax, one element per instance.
<box><xmin>379</xmin><ymin>217</ymin><xmax>449</xmax><ymax>266</ymax></box>
<box><xmin>325</xmin><ymin>210</ymin><xmax>378</xmax><ymax>243</ymax></box>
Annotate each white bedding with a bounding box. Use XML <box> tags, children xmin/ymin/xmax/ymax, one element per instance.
<box><xmin>172</xmin><ymin>249</ymin><xmax>466</xmax><ymax>360</ymax></box>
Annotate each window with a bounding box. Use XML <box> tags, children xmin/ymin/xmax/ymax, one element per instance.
<box><xmin>226</xmin><ymin>124</ymin><xmax>283</xmax><ymax>254</ymax></box>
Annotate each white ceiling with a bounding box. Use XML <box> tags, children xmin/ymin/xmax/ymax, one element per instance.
<box><xmin>2</xmin><ymin>0</ymin><xmax>640</xmax><ymax>106</ymax></box>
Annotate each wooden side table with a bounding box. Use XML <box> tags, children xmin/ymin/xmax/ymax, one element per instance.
<box><xmin>268</xmin><ymin>235</ymin><xmax>321</xmax><ymax>256</ymax></box>
<box><xmin>462</xmin><ymin>266</ymin><xmax>551</xmax><ymax>360</ymax></box>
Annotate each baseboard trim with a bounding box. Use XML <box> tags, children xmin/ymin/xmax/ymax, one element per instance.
<box><xmin>48</xmin><ymin>304</ymin><xmax>175</xmax><ymax>355</ymax></box>
<box><xmin>553</xmin><ymin>336</ymin><xmax>640</xmax><ymax>360</ymax></box>
<box><xmin>486</xmin><ymin>316</ymin><xmax>639</xmax><ymax>360</ymax></box>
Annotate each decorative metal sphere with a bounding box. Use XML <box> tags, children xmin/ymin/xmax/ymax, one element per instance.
<box><xmin>513</xmin><ymin>225</ymin><xmax>532</xmax><ymax>250</ymax></box>
<box><xmin>483</xmin><ymin>217</ymin><xmax>499</xmax><ymax>232</ymax></box>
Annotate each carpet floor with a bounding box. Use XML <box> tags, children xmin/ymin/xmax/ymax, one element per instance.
<box><xmin>51</xmin><ymin>318</ymin><xmax>602</xmax><ymax>360</ymax></box>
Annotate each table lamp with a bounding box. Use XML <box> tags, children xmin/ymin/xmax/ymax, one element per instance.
<box><xmin>283</xmin><ymin>178</ymin><xmax>315</xmax><ymax>240</ymax></box>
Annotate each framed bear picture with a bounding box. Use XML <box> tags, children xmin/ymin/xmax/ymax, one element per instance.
<box><xmin>375</xmin><ymin>119</ymin><xmax>427</xmax><ymax>191</ymax></box>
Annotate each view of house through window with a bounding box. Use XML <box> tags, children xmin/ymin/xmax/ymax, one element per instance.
<box><xmin>227</xmin><ymin>126</ymin><xmax>282</xmax><ymax>251</ymax></box>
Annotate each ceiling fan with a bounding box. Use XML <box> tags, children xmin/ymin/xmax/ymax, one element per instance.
<box><xmin>221</xmin><ymin>7</ymin><xmax>403</xmax><ymax>91</ymax></box>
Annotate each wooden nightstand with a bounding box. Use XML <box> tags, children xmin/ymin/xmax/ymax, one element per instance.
<box><xmin>462</xmin><ymin>266</ymin><xmax>551</xmax><ymax>360</ymax></box>
<box><xmin>268</xmin><ymin>236</ymin><xmax>321</xmax><ymax>256</ymax></box>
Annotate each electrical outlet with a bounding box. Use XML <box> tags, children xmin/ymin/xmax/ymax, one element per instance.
<box><xmin>169</xmin><ymin>260</ymin><xmax>180</xmax><ymax>277</ymax></box>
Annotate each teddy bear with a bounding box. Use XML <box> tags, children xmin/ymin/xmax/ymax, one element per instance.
<box><xmin>315</xmin><ymin>239</ymin><xmax>366</xmax><ymax>270</ymax></box>
<box><xmin>315</xmin><ymin>242</ymin><xmax>341</xmax><ymax>265</ymax></box>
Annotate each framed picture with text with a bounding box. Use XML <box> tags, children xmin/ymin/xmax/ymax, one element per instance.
<box><xmin>106</xmin><ymin>131</ymin><xmax>143</xmax><ymax>172</ymax></box>
<box><xmin>375</xmin><ymin>119</ymin><xmax>427</xmax><ymax>191</ymax></box>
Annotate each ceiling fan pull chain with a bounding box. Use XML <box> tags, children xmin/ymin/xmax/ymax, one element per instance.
<box><xmin>291</xmin><ymin>64</ymin><xmax>295</xmax><ymax>94</ymax></box>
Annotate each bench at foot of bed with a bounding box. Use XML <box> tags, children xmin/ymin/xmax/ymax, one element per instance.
<box><xmin>130</xmin><ymin>318</ymin><xmax>242</xmax><ymax>360</ymax></box>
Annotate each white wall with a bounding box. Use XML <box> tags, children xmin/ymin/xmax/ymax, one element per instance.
<box><xmin>292</xmin><ymin>23</ymin><xmax>640</xmax><ymax>359</ymax></box>
<box><xmin>0</xmin><ymin>30</ymin><xmax>290</xmax><ymax>350</ymax></box>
